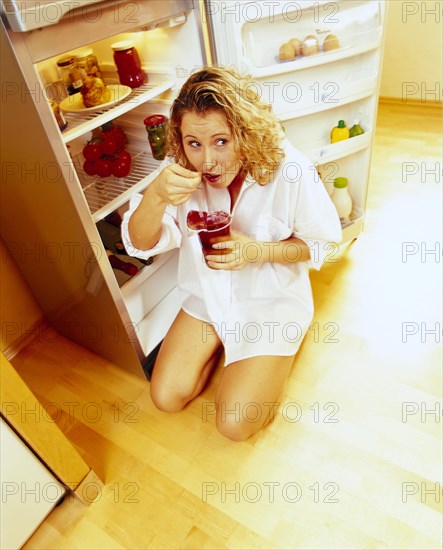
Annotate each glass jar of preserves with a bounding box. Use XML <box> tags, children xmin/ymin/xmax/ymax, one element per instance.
<box><xmin>56</xmin><ymin>55</ymin><xmax>82</xmax><ymax>95</ymax></box>
<box><xmin>75</xmin><ymin>48</ymin><xmax>102</xmax><ymax>80</ymax></box>
<box><xmin>111</xmin><ymin>40</ymin><xmax>147</xmax><ymax>88</ymax></box>
<box><xmin>144</xmin><ymin>115</ymin><xmax>168</xmax><ymax>160</ymax></box>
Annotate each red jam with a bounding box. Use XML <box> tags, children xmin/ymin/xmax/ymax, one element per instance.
<box><xmin>111</xmin><ymin>40</ymin><xmax>147</xmax><ymax>88</ymax></box>
<box><xmin>187</xmin><ymin>210</ymin><xmax>232</xmax><ymax>267</ymax></box>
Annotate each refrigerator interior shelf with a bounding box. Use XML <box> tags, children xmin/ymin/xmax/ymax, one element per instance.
<box><xmin>61</xmin><ymin>80</ymin><xmax>174</xmax><ymax>143</ymax></box>
<box><xmin>246</xmin><ymin>31</ymin><xmax>382</xmax><ymax>79</ymax></box>
<box><xmin>75</xmin><ymin>150</ymin><xmax>162</xmax><ymax>222</ymax></box>
<box><xmin>306</xmin><ymin>131</ymin><xmax>372</xmax><ymax>165</ymax></box>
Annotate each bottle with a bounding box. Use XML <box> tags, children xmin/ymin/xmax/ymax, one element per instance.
<box><xmin>331</xmin><ymin>177</ymin><xmax>353</xmax><ymax>222</ymax></box>
<box><xmin>111</xmin><ymin>40</ymin><xmax>147</xmax><ymax>88</ymax></box>
<box><xmin>349</xmin><ymin>119</ymin><xmax>364</xmax><ymax>138</ymax></box>
<box><xmin>330</xmin><ymin>120</ymin><xmax>349</xmax><ymax>143</ymax></box>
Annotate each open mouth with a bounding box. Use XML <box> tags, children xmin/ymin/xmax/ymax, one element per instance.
<box><xmin>203</xmin><ymin>173</ymin><xmax>221</xmax><ymax>184</ymax></box>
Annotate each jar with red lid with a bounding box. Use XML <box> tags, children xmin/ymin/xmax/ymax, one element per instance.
<box><xmin>144</xmin><ymin>115</ymin><xmax>168</xmax><ymax>160</ymax></box>
<box><xmin>111</xmin><ymin>40</ymin><xmax>147</xmax><ymax>88</ymax></box>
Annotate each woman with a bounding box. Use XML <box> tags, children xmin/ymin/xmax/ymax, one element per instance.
<box><xmin>122</xmin><ymin>66</ymin><xmax>342</xmax><ymax>441</ymax></box>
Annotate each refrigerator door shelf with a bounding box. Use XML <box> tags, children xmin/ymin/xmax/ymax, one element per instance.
<box><xmin>276</xmin><ymin>73</ymin><xmax>378</xmax><ymax>121</ymax></box>
<box><xmin>243</xmin><ymin>29</ymin><xmax>382</xmax><ymax>79</ymax></box>
<box><xmin>306</xmin><ymin>130</ymin><xmax>372</xmax><ymax>165</ymax></box>
<box><xmin>61</xmin><ymin>80</ymin><xmax>174</xmax><ymax>143</ymax></box>
<box><xmin>340</xmin><ymin>207</ymin><xmax>365</xmax><ymax>243</ymax></box>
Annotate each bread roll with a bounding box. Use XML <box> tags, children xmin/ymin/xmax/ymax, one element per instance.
<box><xmin>81</xmin><ymin>76</ymin><xmax>111</xmax><ymax>108</ymax></box>
<box><xmin>323</xmin><ymin>34</ymin><xmax>340</xmax><ymax>51</ymax></box>
<box><xmin>301</xmin><ymin>35</ymin><xmax>319</xmax><ymax>56</ymax></box>
<box><xmin>279</xmin><ymin>43</ymin><xmax>296</xmax><ymax>61</ymax></box>
<box><xmin>288</xmin><ymin>38</ymin><xmax>302</xmax><ymax>56</ymax></box>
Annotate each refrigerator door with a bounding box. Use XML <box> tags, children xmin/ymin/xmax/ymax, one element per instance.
<box><xmin>207</xmin><ymin>0</ymin><xmax>383</xmax><ymax>76</ymax></box>
<box><xmin>206</xmin><ymin>0</ymin><xmax>386</xmax><ymax>244</ymax></box>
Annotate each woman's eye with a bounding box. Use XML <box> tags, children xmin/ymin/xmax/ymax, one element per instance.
<box><xmin>215</xmin><ymin>139</ymin><xmax>228</xmax><ymax>146</ymax></box>
<box><xmin>187</xmin><ymin>140</ymin><xmax>200</xmax><ymax>148</ymax></box>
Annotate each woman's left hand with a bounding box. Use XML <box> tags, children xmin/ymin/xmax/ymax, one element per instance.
<box><xmin>205</xmin><ymin>230</ymin><xmax>261</xmax><ymax>270</ymax></box>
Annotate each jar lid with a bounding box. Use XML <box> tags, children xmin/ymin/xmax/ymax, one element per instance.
<box><xmin>144</xmin><ymin>115</ymin><xmax>167</xmax><ymax>127</ymax></box>
<box><xmin>57</xmin><ymin>56</ymin><xmax>75</xmax><ymax>66</ymax></box>
<box><xmin>111</xmin><ymin>40</ymin><xmax>135</xmax><ymax>51</ymax></box>
<box><xmin>76</xmin><ymin>48</ymin><xmax>94</xmax><ymax>58</ymax></box>
<box><xmin>334</xmin><ymin>177</ymin><xmax>349</xmax><ymax>188</ymax></box>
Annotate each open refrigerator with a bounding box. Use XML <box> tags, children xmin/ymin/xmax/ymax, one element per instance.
<box><xmin>1</xmin><ymin>0</ymin><xmax>386</xmax><ymax>376</ymax></box>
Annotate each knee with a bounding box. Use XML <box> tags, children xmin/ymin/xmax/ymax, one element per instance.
<box><xmin>215</xmin><ymin>416</ymin><xmax>258</xmax><ymax>442</ymax></box>
<box><xmin>150</xmin><ymin>384</ymin><xmax>187</xmax><ymax>413</ymax></box>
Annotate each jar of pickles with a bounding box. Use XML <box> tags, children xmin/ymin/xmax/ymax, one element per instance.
<box><xmin>75</xmin><ymin>48</ymin><xmax>102</xmax><ymax>80</ymax></box>
<box><xmin>144</xmin><ymin>115</ymin><xmax>168</xmax><ymax>160</ymax></box>
<box><xmin>111</xmin><ymin>40</ymin><xmax>147</xmax><ymax>88</ymax></box>
<box><xmin>56</xmin><ymin>55</ymin><xmax>83</xmax><ymax>95</ymax></box>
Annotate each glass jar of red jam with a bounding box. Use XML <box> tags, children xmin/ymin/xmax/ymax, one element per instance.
<box><xmin>111</xmin><ymin>40</ymin><xmax>147</xmax><ymax>88</ymax></box>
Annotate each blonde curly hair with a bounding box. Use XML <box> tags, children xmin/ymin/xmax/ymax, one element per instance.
<box><xmin>167</xmin><ymin>66</ymin><xmax>285</xmax><ymax>185</ymax></box>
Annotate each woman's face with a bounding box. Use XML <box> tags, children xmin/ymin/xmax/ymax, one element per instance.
<box><xmin>181</xmin><ymin>110</ymin><xmax>242</xmax><ymax>189</ymax></box>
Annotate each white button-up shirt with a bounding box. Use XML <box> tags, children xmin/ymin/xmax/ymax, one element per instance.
<box><xmin>122</xmin><ymin>140</ymin><xmax>342</xmax><ymax>364</ymax></box>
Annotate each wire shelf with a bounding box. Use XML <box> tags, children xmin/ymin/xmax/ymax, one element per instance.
<box><xmin>73</xmin><ymin>149</ymin><xmax>162</xmax><ymax>222</ymax></box>
<box><xmin>61</xmin><ymin>80</ymin><xmax>174</xmax><ymax>143</ymax></box>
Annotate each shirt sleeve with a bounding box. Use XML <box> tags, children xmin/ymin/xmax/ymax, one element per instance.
<box><xmin>290</xmin><ymin>155</ymin><xmax>342</xmax><ymax>270</ymax></box>
<box><xmin>121</xmin><ymin>193</ymin><xmax>182</xmax><ymax>260</ymax></box>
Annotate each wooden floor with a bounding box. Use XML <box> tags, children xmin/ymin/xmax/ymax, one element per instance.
<box><xmin>13</xmin><ymin>102</ymin><xmax>442</xmax><ymax>549</ymax></box>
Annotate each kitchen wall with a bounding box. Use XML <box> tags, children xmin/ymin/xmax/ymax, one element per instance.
<box><xmin>0</xmin><ymin>239</ymin><xmax>43</xmax><ymax>355</ymax></box>
<box><xmin>380</xmin><ymin>0</ymin><xmax>442</xmax><ymax>102</ymax></box>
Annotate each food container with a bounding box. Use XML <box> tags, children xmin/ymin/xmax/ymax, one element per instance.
<box><xmin>144</xmin><ymin>115</ymin><xmax>168</xmax><ymax>160</ymax></box>
<box><xmin>49</xmin><ymin>99</ymin><xmax>68</xmax><ymax>131</ymax></box>
<box><xmin>187</xmin><ymin>210</ymin><xmax>232</xmax><ymax>268</ymax></box>
<box><xmin>75</xmin><ymin>48</ymin><xmax>102</xmax><ymax>80</ymax></box>
<box><xmin>111</xmin><ymin>40</ymin><xmax>147</xmax><ymax>88</ymax></box>
<box><xmin>56</xmin><ymin>55</ymin><xmax>82</xmax><ymax>95</ymax></box>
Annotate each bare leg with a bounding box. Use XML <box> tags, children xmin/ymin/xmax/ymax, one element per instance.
<box><xmin>150</xmin><ymin>310</ymin><xmax>222</xmax><ymax>412</ymax></box>
<box><xmin>215</xmin><ymin>355</ymin><xmax>294</xmax><ymax>441</ymax></box>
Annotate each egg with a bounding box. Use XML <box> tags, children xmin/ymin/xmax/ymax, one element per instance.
<box><xmin>323</xmin><ymin>34</ymin><xmax>340</xmax><ymax>52</ymax></box>
<box><xmin>301</xmin><ymin>35</ymin><xmax>319</xmax><ymax>56</ymax></box>
<box><xmin>288</xmin><ymin>38</ymin><xmax>302</xmax><ymax>56</ymax></box>
<box><xmin>279</xmin><ymin>43</ymin><xmax>296</xmax><ymax>61</ymax></box>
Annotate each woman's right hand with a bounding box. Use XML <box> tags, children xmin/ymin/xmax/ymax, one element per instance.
<box><xmin>152</xmin><ymin>163</ymin><xmax>201</xmax><ymax>206</ymax></box>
